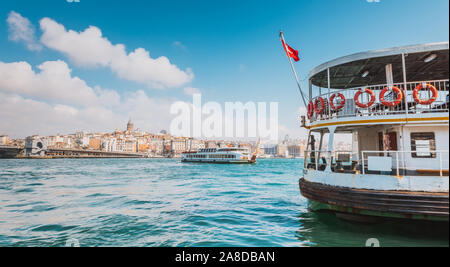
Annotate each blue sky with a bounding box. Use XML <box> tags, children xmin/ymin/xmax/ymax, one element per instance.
<box><xmin>0</xmin><ymin>0</ymin><xmax>449</xmax><ymax>138</ymax></box>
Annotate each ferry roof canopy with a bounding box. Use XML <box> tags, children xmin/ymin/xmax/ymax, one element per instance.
<box><xmin>309</xmin><ymin>42</ymin><xmax>449</xmax><ymax>89</ymax></box>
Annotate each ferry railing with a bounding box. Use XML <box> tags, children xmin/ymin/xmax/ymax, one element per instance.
<box><xmin>310</xmin><ymin>79</ymin><xmax>449</xmax><ymax>123</ymax></box>
<box><xmin>304</xmin><ymin>150</ymin><xmax>354</xmax><ymax>171</ymax></box>
<box><xmin>361</xmin><ymin>150</ymin><xmax>449</xmax><ymax>177</ymax></box>
<box><xmin>305</xmin><ymin>150</ymin><xmax>449</xmax><ymax>177</ymax></box>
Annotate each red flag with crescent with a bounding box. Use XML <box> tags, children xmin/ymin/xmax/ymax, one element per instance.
<box><xmin>281</xmin><ymin>39</ymin><xmax>300</xmax><ymax>62</ymax></box>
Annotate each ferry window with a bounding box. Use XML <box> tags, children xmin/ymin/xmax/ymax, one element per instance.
<box><xmin>411</xmin><ymin>133</ymin><xmax>436</xmax><ymax>158</ymax></box>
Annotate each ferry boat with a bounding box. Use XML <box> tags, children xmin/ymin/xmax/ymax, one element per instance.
<box><xmin>182</xmin><ymin>147</ymin><xmax>257</xmax><ymax>164</ymax></box>
<box><xmin>299</xmin><ymin>42</ymin><xmax>449</xmax><ymax>223</ymax></box>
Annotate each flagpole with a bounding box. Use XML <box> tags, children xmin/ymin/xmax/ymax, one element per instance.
<box><xmin>280</xmin><ymin>31</ymin><xmax>308</xmax><ymax>108</ymax></box>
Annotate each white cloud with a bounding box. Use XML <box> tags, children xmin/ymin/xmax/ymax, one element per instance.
<box><xmin>0</xmin><ymin>88</ymin><xmax>176</xmax><ymax>138</ymax></box>
<box><xmin>0</xmin><ymin>60</ymin><xmax>100</xmax><ymax>106</ymax></box>
<box><xmin>39</xmin><ymin>18</ymin><xmax>194</xmax><ymax>89</ymax></box>
<box><xmin>183</xmin><ymin>87</ymin><xmax>201</xmax><ymax>96</ymax></box>
<box><xmin>0</xmin><ymin>59</ymin><xmax>178</xmax><ymax>137</ymax></box>
<box><xmin>7</xmin><ymin>11</ymin><xmax>42</xmax><ymax>51</ymax></box>
<box><xmin>0</xmin><ymin>91</ymin><xmax>120</xmax><ymax>137</ymax></box>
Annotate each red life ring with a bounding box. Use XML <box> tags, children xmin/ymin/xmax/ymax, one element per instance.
<box><xmin>380</xmin><ymin>86</ymin><xmax>403</xmax><ymax>107</ymax></box>
<box><xmin>413</xmin><ymin>83</ymin><xmax>438</xmax><ymax>105</ymax></box>
<box><xmin>314</xmin><ymin>97</ymin><xmax>325</xmax><ymax>114</ymax></box>
<box><xmin>307</xmin><ymin>101</ymin><xmax>314</xmax><ymax>119</ymax></box>
<box><xmin>354</xmin><ymin>88</ymin><xmax>376</xmax><ymax>108</ymax></box>
<box><xmin>329</xmin><ymin>93</ymin><xmax>346</xmax><ymax>111</ymax></box>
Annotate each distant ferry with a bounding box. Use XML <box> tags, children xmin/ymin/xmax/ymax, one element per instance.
<box><xmin>182</xmin><ymin>147</ymin><xmax>257</xmax><ymax>164</ymax></box>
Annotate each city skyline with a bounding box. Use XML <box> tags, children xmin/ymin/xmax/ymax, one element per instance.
<box><xmin>3</xmin><ymin>119</ymin><xmax>345</xmax><ymax>159</ymax></box>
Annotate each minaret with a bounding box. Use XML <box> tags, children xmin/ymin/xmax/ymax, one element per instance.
<box><xmin>127</xmin><ymin>118</ymin><xmax>134</xmax><ymax>132</ymax></box>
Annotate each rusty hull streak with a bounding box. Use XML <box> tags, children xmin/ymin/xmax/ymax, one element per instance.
<box><xmin>299</xmin><ymin>178</ymin><xmax>449</xmax><ymax>218</ymax></box>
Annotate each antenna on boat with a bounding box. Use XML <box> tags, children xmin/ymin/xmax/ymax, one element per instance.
<box><xmin>279</xmin><ymin>30</ymin><xmax>308</xmax><ymax>108</ymax></box>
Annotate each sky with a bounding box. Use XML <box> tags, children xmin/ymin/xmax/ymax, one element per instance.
<box><xmin>0</xmin><ymin>0</ymin><xmax>449</xmax><ymax>139</ymax></box>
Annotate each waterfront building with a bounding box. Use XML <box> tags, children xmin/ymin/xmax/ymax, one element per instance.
<box><xmin>75</xmin><ymin>135</ymin><xmax>90</xmax><ymax>148</ymax></box>
<box><xmin>102</xmin><ymin>138</ymin><xmax>118</xmax><ymax>152</ymax></box>
<box><xmin>171</xmin><ymin>138</ymin><xmax>187</xmax><ymax>155</ymax></box>
<box><xmin>205</xmin><ymin>141</ymin><xmax>218</xmax><ymax>148</ymax></box>
<box><xmin>89</xmin><ymin>138</ymin><xmax>102</xmax><ymax>150</ymax></box>
<box><xmin>44</xmin><ymin>136</ymin><xmax>57</xmax><ymax>148</ymax></box>
<box><xmin>123</xmin><ymin>140</ymin><xmax>138</xmax><ymax>153</ymax></box>
<box><xmin>0</xmin><ymin>135</ymin><xmax>8</xmax><ymax>145</ymax></box>
<box><xmin>287</xmin><ymin>145</ymin><xmax>303</xmax><ymax>158</ymax></box>
<box><xmin>263</xmin><ymin>144</ymin><xmax>278</xmax><ymax>156</ymax></box>
<box><xmin>277</xmin><ymin>143</ymin><xmax>288</xmax><ymax>157</ymax></box>
<box><xmin>190</xmin><ymin>139</ymin><xmax>205</xmax><ymax>150</ymax></box>
<box><xmin>138</xmin><ymin>143</ymin><xmax>150</xmax><ymax>153</ymax></box>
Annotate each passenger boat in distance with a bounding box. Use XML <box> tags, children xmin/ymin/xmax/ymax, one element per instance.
<box><xmin>299</xmin><ymin>42</ymin><xmax>449</xmax><ymax>223</ymax></box>
<box><xmin>182</xmin><ymin>147</ymin><xmax>257</xmax><ymax>164</ymax></box>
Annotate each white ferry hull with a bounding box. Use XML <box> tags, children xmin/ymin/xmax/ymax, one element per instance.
<box><xmin>181</xmin><ymin>159</ymin><xmax>256</xmax><ymax>164</ymax></box>
<box><xmin>181</xmin><ymin>147</ymin><xmax>257</xmax><ymax>164</ymax></box>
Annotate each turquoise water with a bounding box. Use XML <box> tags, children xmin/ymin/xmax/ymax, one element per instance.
<box><xmin>0</xmin><ymin>158</ymin><xmax>448</xmax><ymax>247</ymax></box>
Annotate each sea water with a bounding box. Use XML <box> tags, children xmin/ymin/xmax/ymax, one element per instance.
<box><xmin>0</xmin><ymin>158</ymin><xmax>447</xmax><ymax>247</ymax></box>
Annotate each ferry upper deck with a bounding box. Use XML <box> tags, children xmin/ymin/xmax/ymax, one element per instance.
<box><xmin>301</xmin><ymin>42</ymin><xmax>449</xmax><ymax>190</ymax></box>
<box><xmin>299</xmin><ymin>43</ymin><xmax>449</xmax><ymax>222</ymax></box>
<box><xmin>306</xmin><ymin>42</ymin><xmax>449</xmax><ymax>130</ymax></box>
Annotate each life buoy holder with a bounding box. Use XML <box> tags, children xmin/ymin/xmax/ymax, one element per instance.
<box><xmin>354</xmin><ymin>88</ymin><xmax>376</xmax><ymax>109</ymax></box>
<box><xmin>307</xmin><ymin>101</ymin><xmax>314</xmax><ymax>119</ymax></box>
<box><xmin>314</xmin><ymin>97</ymin><xmax>325</xmax><ymax>114</ymax></box>
<box><xmin>380</xmin><ymin>86</ymin><xmax>403</xmax><ymax>107</ymax></box>
<box><xmin>413</xmin><ymin>83</ymin><xmax>438</xmax><ymax>105</ymax></box>
<box><xmin>329</xmin><ymin>93</ymin><xmax>346</xmax><ymax>111</ymax></box>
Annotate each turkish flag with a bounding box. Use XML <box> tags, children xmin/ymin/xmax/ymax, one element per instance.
<box><xmin>281</xmin><ymin>39</ymin><xmax>300</xmax><ymax>62</ymax></box>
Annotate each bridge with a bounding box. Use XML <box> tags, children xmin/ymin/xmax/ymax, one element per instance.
<box><xmin>0</xmin><ymin>145</ymin><xmax>23</xmax><ymax>158</ymax></box>
<box><xmin>46</xmin><ymin>148</ymin><xmax>145</xmax><ymax>158</ymax></box>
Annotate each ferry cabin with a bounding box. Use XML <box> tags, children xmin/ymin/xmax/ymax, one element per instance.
<box><xmin>300</xmin><ymin>42</ymin><xmax>449</xmax><ymax>222</ymax></box>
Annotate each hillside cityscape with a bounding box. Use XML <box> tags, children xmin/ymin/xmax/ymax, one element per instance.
<box><xmin>1</xmin><ymin>119</ymin><xmax>351</xmax><ymax>158</ymax></box>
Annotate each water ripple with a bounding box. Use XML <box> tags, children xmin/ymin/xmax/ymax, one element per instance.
<box><xmin>0</xmin><ymin>158</ymin><xmax>447</xmax><ymax>247</ymax></box>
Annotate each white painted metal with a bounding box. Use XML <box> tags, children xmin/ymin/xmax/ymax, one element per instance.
<box><xmin>368</xmin><ymin>156</ymin><xmax>393</xmax><ymax>172</ymax></box>
<box><xmin>304</xmin><ymin>170</ymin><xmax>449</xmax><ymax>193</ymax></box>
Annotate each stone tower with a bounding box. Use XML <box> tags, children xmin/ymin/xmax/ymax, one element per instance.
<box><xmin>127</xmin><ymin>118</ymin><xmax>134</xmax><ymax>132</ymax></box>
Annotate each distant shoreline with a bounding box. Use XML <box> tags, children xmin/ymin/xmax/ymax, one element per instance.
<box><xmin>1</xmin><ymin>156</ymin><xmax>304</xmax><ymax>160</ymax></box>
